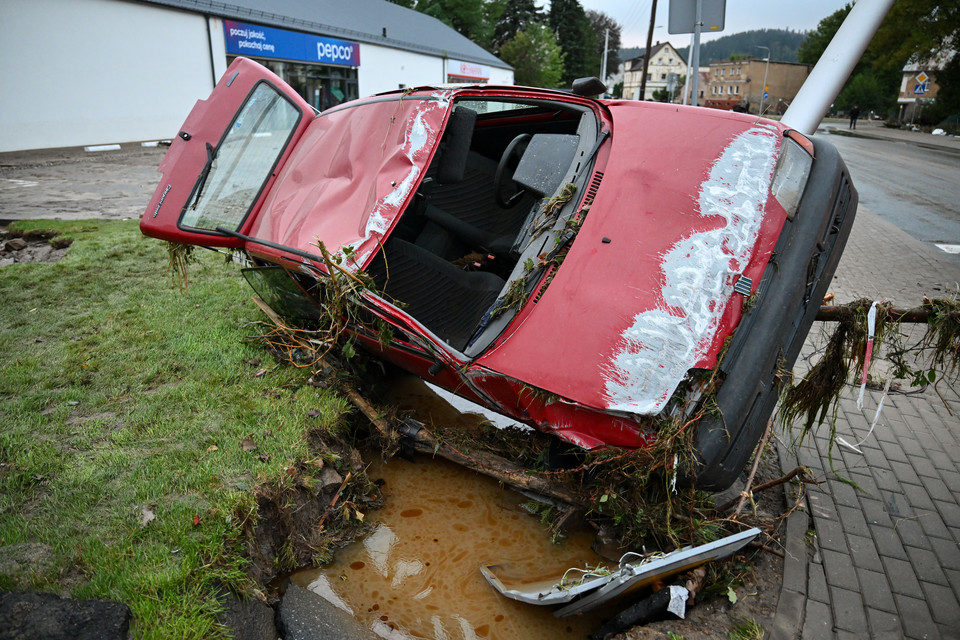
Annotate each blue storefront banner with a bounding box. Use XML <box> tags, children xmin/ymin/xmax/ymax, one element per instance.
<box><xmin>224</xmin><ymin>20</ymin><xmax>361</xmax><ymax>67</ymax></box>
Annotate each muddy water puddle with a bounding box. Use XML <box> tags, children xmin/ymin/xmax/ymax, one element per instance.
<box><xmin>291</xmin><ymin>377</ymin><xmax>608</xmax><ymax>639</ymax></box>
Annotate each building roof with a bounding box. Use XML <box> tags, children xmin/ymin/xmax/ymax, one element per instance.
<box><xmin>625</xmin><ymin>42</ymin><xmax>685</xmax><ymax>71</ymax></box>
<box><xmin>136</xmin><ymin>0</ymin><xmax>510</xmax><ymax>69</ymax></box>
<box><xmin>709</xmin><ymin>57</ymin><xmax>811</xmax><ymax>68</ymax></box>
<box><xmin>902</xmin><ymin>49</ymin><xmax>956</xmax><ymax>72</ymax></box>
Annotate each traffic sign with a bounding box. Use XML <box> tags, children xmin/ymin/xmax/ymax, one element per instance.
<box><xmin>914</xmin><ymin>83</ymin><xmax>927</xmax><ymax>95</ymax></box>
<box><xmin>668</xmin><ymin>0</ymin><xmax>726</xmax><ymax>34</ymax></box>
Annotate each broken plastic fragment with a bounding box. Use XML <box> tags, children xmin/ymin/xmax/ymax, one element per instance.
<box><xmin>480</xmin><ymin>527</ymin><xmax>761</xmax><ymax>616</ymax></box>
<box><xmin>667</xmin><ymin>585</ymin><xmax>688</xmax><ymax>618</ymax></box>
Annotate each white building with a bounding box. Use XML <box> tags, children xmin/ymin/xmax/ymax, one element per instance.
<box><xmin>622</xmin><ymin>42</ymin><xmax>687</xmax><ymax>101</ymax></box>
<box><xmin>0</xmin><ymin>0</ymin><xmax>513</xmax><ymax>152</ymax></box>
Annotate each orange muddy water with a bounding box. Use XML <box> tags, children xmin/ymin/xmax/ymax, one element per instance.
<box><xmin>290</xmin><ymin>377</ymin><xmax>609</xmax><ymax>639</ymax></box>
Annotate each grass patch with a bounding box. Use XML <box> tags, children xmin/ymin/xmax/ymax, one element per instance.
<box><xmin>0</xmin><ymin>220</ymin><xmax>353</xmax><ymax>638</ymax></box>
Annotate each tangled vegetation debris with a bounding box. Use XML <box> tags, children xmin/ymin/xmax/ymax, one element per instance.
<box><xmin>783</xmin><ymin>296</ymin><xmax>960</xmax><ymax>438</ymax></box>
<box><xmin>196</xmin><ymin>233</ymin><xmax>960</xmax><ymax>625</ymax></box>
<box><xmin>166</xmin><ymin>241</ymin><xmax>197</xmax><ymax>294</ymax></box>
<box><xmin>245</xmin><ymin>253</ymin><xmax>752</xmax><ymax>554</ymax></box>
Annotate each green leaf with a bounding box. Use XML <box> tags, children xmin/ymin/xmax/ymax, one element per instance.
<box><xmin>726</xmin><ymin>585</ymin><xmax>738</xmax><ymax>604</ymax></box>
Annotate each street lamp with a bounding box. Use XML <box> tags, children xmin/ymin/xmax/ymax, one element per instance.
<box><xmin>756</xmin><ymin>45</ymin><xmax>770</xmax><ymax>116</ymax></box>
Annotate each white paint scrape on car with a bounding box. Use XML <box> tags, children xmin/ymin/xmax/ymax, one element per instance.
<box><xmin>603</xmin><ymin>125</ymin><xmax>779</xmax><ymax>415</ymax></box>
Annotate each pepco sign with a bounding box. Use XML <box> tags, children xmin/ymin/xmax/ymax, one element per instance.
<box><xmin>224</xmin><ymin>20</ymin><xmax>360</xmax><ymax>67</ymax></box>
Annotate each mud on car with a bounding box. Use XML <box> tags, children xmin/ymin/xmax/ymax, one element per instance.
<box><xmin>141</xmin><ymin>57</ymin><xmax>857</xmax><ymax>490</ymax></box>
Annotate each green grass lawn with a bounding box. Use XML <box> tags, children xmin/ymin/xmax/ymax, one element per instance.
<box><xmin>0</xmin><ymin>220</ymin><xmax>352</xmax><ymax>638</ymax></box>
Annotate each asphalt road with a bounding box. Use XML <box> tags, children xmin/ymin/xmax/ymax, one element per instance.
<box><xmin>813</xmin><ymin>128</ymin><xmax>960</xmax><ymax>265</ymax></box>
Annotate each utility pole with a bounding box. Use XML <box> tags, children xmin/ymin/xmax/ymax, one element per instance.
<box><xmin>689</xmin><ymin>0</ymin><xmax>702</xmax><ymax>106</ymax></box>
<box><xmin>670</xmin><ymin>0</ymin><xmax>726</xmax><ymax>106</ymax></box>
<box><xmin>601</xmin><ymin>28</ymin><xmax>609</xmax><ymax>86</ymax></box>
<box><xmin>756</xmin><ymin>45</ymin><xmax>770</xmax><ymax>116</ymax></box>
<box><xmin>639</xmin><ymin>0</ymin><xmax>658</xmax><ymax>101</ymax></box>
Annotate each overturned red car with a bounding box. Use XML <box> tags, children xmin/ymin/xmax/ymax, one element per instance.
<box><xmin>141</xmin><ymin>57</ymin><xmax>856</xmax><ymax>490</ymax></box>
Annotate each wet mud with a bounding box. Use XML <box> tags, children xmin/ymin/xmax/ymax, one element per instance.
<box><xmin>291</xmin><ymin>454</ymin><xmax>606</xmax><ymax>639</ymax></box>
<box><xmin>0</xmin><ymin>144</ymin><xmax>166</xmax><ymax>222</ymax></box>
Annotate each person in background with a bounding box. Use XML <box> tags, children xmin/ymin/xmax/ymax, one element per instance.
<box><xmin>849</xmin><ymin>105</ymin><xmax>860</xmax><ymax>129</ymax></box>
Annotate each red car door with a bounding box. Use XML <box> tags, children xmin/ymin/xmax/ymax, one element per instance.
<box><xmin>141</xmin><ymin>57</ymin><xmax>313</xmax><ymax>247</ymax></box>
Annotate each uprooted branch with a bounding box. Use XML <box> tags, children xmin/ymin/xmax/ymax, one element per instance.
<box><xmin>339</xmin><ymin>373</ymin><xmax>588</xmax><ymax>507</ymax></box>
<box><xmin>715</xmin><ymin>466</ymin><xmax>817</xmax><ymax>514</ymax></box>
<box><xmin>783</xmin><ymin>296</ymin><xmax>960</xmax><ymax>436</ymax></box>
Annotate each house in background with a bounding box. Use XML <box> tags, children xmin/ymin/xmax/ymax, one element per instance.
<box><xmin>898</xmin><ymin>50</ymin><xmax>955</xmax><ymax>123</ymax></box>
<box><xmin>622</xmin><ymin>42</ymin><xmax>687</xmax><ymax>101</ymax></box>
<box><xmin>704</xmin><ymin>58</ymin><xmax>811</xmax><ymax>116</ymax></box>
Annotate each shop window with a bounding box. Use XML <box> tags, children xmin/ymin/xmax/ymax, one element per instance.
<box><xmin>228</xmin><ymin>56</ymin><xmax>359</xmax><ymax>111</ymax></box>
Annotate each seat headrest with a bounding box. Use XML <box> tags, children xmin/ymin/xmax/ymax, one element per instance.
<box><xmin>436</xmin><ymin>106</ymin><xmax>477</xmax><ymax>185</ymax></box>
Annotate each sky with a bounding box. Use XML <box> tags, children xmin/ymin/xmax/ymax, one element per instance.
<box><xmin>566</xmin><ymin>1</ymin><xmax>853</xmax><ymax>49</ymax></box>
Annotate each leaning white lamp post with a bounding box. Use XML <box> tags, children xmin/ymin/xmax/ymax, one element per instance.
<box><xmin>782</xmin><ymin>0</ymin><xmax>895</xmax><ymax>135</ymax></box>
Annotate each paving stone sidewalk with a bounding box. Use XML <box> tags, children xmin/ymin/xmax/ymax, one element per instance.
<box><xmin>773</xmin><ymin>200</ymin><xmax>960</xmax><ymax>639</ymax></box>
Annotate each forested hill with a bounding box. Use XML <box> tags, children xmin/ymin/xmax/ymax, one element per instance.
<box><xmin>620</xmin><ymin>29</ymin><xmax>807</xmax><ymax>64</ymax></box>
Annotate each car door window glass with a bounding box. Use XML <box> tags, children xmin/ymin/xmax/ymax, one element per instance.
<box><xmin>181</xmin><ymin>83</ymin><xmax>300</xmax><ymax>232</ymax></box>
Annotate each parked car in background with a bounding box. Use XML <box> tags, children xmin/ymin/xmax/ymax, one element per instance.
<box><xmin>141</xmin><ymin>57</ymin><xmax>857</xmax><ymax>490</ymax></box>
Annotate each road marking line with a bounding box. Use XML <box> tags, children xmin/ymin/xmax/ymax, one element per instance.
<box><xmin>935</xmin><ymin>244</ymin><xmax>960</xmax><ymax>254</ymax></box>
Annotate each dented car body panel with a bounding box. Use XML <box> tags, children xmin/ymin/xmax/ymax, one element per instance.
<box><xmin>249</xmin><ymin>94</ymin><xmax>451</xmax><ymax>269</ymax></box>
<box><xmin>141</xmin><ymin>57</ymin><xmax>858</xmax><ymax>490</ymax></box>
<box><xmin>476</xmin><ymin>106</ymin><xmax>790</xmax><ymax>419</ymax></box>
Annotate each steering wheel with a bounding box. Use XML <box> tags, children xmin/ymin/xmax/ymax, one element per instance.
<box><xmin>494</xmin><ymin>134</ymin><xmax>532</xmax><ymax>209</ymax></box>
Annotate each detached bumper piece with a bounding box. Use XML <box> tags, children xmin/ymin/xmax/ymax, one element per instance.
<box><xmin>480</xmin><ymin>527</ymin><xmax>760</xmax><ymax>615</ymax></box>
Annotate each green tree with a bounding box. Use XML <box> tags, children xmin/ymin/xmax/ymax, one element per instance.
<box><xmin>548</xmin><ymin>0</ymin><xmax>595</xmax><ymax>86</ymax></box>
<box><xmin>798</xmin><ymin>3</ymin><xmax>898</xmax><ymax>113</ymax></box>
<box><xmin>870</xmin><ymin>0</ymin><xmax>960</xmax><ymax>70</ymax></box>
<box><xmin>491</xmin><ymin>0</ymin><xmax>542</xmax><ymax>54</ymax></box>
<box><xmin>481</xmin><ymin>0</ymin><xmax>508</xmax><ymax>50</ymax></box>
<box><xmin>836</xmin><ymin>69</ymin><xmax>893</xmax><ymax>113</ymax></box>
<box><xmin>871</xmin><ymin>0</ymin><xmax>960</xmax><ymax>123</ymax></box>
<box><xmin>394</xmin><ymin>0</ymin><xmax>507</xmax><ymax>51</ymax></box>
<box><xmin>586</xmin><ymin>10</ymin><xmax>622</xmax><ymax>79</ymax></box>
<box><xmin>932</xmin><ymin>55</ymin><xmax>960</xmax><ymax>121</ymax></box>
<box><xmin>797</xmin><ymin>5</ymin><xmax>852</xmax><ymax>67</ymax></box>
<box><xmin>800</xmin><ymin>1</ymin><xmax>960</xmax><ymax>116</ymax></box>
<box><xmin>500</xmin><ymin>22</ymin><xmax>565</xmax><ymax>88</ymax></box>
<box><xmin>417</xmin><ymin>0</ymin><xmax>488</xmax><ymax>43</ymax></box>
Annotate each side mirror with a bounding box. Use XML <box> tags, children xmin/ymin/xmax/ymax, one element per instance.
<box><xmin>571</xmin><ymin>77</ymin><xmax>607</xmax><ymax>97</ymax></box>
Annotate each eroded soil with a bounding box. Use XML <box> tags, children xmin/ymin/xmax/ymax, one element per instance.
<box><xmin>0</xmin><ymin>230</ymin><xmax>72</xmax><ymax>266</ymax></box>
